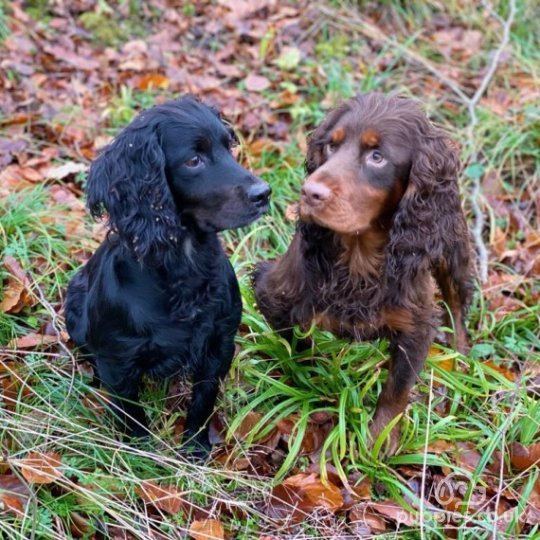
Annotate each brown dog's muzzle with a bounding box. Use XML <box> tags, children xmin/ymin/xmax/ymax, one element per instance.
<box><xmin>301</xmin><ymin>179</ymin><xmax>331</xmax><ymax>208</ymax></box>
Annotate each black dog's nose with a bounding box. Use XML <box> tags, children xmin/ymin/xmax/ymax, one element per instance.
<box><xmin>248</xmin><ymin>182</ymin><xmax>271</xmax><ymax>207</ymax></box>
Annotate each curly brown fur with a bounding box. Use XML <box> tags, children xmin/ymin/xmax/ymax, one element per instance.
<box><xmin>254</xmin><ymin>93</ymin><xmax>474</xmax><ymax>452</ymax></box>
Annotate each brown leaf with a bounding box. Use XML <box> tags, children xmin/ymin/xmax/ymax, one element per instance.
<box><xmin>8</xmin><ymin>334</ymin><xmax>58</xmax><ymax>349</ymax></box>
<box><xmin>283</xmin><ymin>473</ymin><xmax>343</xmax><ymax>511</ymax></box>
<box><xmin>1</xmin><ymin>256</ymin><xmax>35</xmax><ymax>314</ymax></box>
<box><xmin>510</xmin><ymin>442</ymin><xmax>540</xmax><ymax>471</ymax></box>
<box><xmin>454</xmin><ymin>442</ymin><xmax>482</xmax><ymax>473</ymax></box>
<box><xmin>137</xmin><ymin>480</ymin><xmax>186</xmax><ymax>515</ymax></box>
<box><xmin>349</xmin><ymin>503</ymin><xmax>387</xmax><ymax>534</ymax></box>
<box><xmin>277</xmin><ymin>416</ymin><xmax>330</xmax><ymax>455</ymax></box>
<box><xmin>267</xmin><ymin>472</ymin><xmax>345</xmax><ymax>521</ymax></box>
<box><xmin>0</xmin><ymin>474</ymin><xmax>31</xmax><ymax>514</ymax></box>
<box><xmin>235</xmin><ymin>411</ymin><xmax>262</xmax><ymax>440</ymax></box>
<box><xmin>520</xmin><ymin>478</ymin><xmax>540</xmax><ymax>525</ymax></box>
<box><xmin>189</xmin><ymin>518</ymin><xmax>225</xmax><ymax>540</ymax></box>
<box><xmin>245</xmin><ymin>74</ymin><xmax>271</xmax><ymax>92</ymax></box>
<box><xmin>15</xmin><ymin>452</ymin><xmax>62</xmax><ymax>484</ymax></box>
<box><xmin>43</xmin><ymin>44</ymin><xmax>100</xmax><ymax>70</ymax></box>
<box><xmin>370</xmin><ymin>500</ymin><xmax>417</xmax><ymax>526</ymax></box>
<box><xmin>415</xmin><ymin>439</ymin><xmax>454</xmax><ymax>455</ymax></box>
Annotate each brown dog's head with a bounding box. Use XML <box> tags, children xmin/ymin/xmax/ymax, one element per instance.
<box><xmin>300</xmin><ymin>93</ymin><xmax>459</xmax><ymax>240</ymax></box>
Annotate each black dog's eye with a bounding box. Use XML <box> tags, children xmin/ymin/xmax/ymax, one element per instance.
<box><xmin>184</xmin><ymin>155</ymin><xmax>202</xmax><ymax>168</ymax></box>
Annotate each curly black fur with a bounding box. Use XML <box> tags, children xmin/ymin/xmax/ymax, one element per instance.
<box><xmin>65</xmin><ymin>96</ymin><xmax>270</xmax><ymax>454</ymax></box>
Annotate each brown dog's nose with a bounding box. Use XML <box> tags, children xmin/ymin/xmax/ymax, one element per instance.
<box><xmin>301</xmin><ymin>181</ymin><xmax>331</xmax><ymax>207</ymax></box>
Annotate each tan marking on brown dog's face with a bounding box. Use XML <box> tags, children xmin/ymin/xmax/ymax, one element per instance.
<box><xmin>360</xmin><ymin>129</ymin><xmax>380</xmax><ymax>147</ymax></box>
<box><xmin>331</xmin><ymin>127</ymin><xmax>346</xmax><ymax>145</ymax></box>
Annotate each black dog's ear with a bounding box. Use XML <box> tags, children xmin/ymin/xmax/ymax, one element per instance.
<box><xmin>86</xmin><ymin>119</ymin><xmax>183</xmax><ymax>263</ymax></box>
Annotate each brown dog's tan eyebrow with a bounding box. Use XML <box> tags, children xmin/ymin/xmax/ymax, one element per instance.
<box><xmin>360</xmin><ymin>129</ymin><xmax>380</xmax><ymax>147</ymax></box>
<box><xmin>330</xmin><ymin>127</ymin><xmax>346</xmax><ymax>144</ymax></box>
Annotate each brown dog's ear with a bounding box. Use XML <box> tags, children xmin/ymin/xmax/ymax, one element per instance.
<box><xmin>384</xmin><ymin>117</ymin><xmax>464</xmax><ymax>299</ymax></box>
<box><xmin>305</xmin><ymin>102</ymin><xmax>350</xmax><ymax>174</ymax></box>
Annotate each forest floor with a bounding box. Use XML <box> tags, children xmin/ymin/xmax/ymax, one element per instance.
<box><xmin>1</xmin><ymin>1</ymin><xmax>539</xmax><ymax>538</ymax></box>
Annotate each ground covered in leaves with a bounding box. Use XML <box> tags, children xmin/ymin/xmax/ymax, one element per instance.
<box><xmin>1</xmin><ymin>1</ymin><xmax>540</xmax><ymax>538</ymax></box>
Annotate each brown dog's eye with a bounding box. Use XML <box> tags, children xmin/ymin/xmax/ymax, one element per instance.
<box><xmin>184</xmin><ymin>155</ymin><xmax>202</xmax><ymax>168</ymax></box>
<box><xmin>367</xmin><ymin>150</ymin><xmax>385</xmax><ymax>166</ymax></box>
<box><xmin>325</xmin><ymin>143</ymin><xmax>337</xmax><ymax>155</ymax></box>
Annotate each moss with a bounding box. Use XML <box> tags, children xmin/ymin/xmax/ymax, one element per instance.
<box><xmin>78</xmin><ymin>11</ymin><xmax>126</xmax><ymax>46</ymax></box>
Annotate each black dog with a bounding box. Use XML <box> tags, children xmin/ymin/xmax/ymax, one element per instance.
<box><xmin>65</xmin><ymin>97</ymin><xmax>270</xmax><ymax>453</ymax></box>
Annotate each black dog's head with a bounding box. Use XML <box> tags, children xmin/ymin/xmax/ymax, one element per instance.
<box><xmin>87</xmin><ymin>96</ymin><xmax>270</xmax><ymax>262</ymax></box>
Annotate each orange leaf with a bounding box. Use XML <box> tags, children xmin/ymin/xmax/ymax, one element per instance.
<box><xmin>15</xmin><ymin>452</ymin><xmax>62</xmax><ymax>484</ymax></box>
<box><xmin>283</xmin><ymin>473</ymin><xmax>343</xmax><ymax>512</ymax></box>
<box><xmin>137</xmin><ymin>480</ymin><xmax>186</xmax><ymax>515</ymax></box>
<box><xmin>483</xmin><ymin>360</ymin><xmax>515</xmax><ymax>381</ymax></box>
<box><xmin>137</xmin><ymin>74</ymin><xmax>170</xmax><ymax>91</ymax></box>
<box><xmin>511</xmin><ymin>442</ymin><xmax>540</xmax><ymax>471</ymax></box>
<box><xmin>189</xmin><ymin>518</ymin><xmax>225</xmax><ymax>540</ymax></box>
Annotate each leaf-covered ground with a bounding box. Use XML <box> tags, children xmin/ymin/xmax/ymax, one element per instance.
<box><xmin>1</xmin><ymin>1</ymin><xmax>539</xmax><ymax>538</ymax></box>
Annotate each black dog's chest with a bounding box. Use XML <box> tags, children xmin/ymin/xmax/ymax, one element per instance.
<box><xmin>86</xmin><ymin>242</ymin><xmax>241</xmax><ymax>372</ymax></box>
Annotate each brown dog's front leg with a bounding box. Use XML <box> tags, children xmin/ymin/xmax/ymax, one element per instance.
<box><xmin>370</xmin><ymin>325</ymin><xmax>433</xmax><ymax>454</ymax></box>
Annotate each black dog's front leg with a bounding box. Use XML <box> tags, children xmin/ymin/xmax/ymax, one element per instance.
<box><xmin>183</xmin><ymin>335</ymin><xmax>236</xmax><ymax>456</ymax></box>
<box><xmin>94</xmin><ymin>356</ymin><xmax>148</xmax><ymax>438</ymax></box>
<box><xmin>370</xmin><ymin>323</ymin><xmax>433</xmax><ymax>454</ymax></box>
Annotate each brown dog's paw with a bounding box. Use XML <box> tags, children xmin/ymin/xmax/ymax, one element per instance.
<box><xmin>368</xmin><ymin>414</ymin><xmax>402</xmax><ymax>457</ymax></box>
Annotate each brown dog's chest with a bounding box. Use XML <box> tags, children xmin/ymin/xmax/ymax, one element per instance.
<box><xmin>309</xmin><ymin>266</ymin><xmax>385</xmax><ymax>339</ymax></box>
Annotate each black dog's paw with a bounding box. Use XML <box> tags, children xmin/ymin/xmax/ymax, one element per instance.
<box><xmin>180</xmin><ymin>432</ymin><xmax>212</xmax><ymax>462</ymax></box>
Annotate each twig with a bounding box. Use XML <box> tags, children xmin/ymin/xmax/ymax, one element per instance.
<box><xmin>319</xmin><ymin>1</ymin><xmax>517</xmax><ymax>282</ymax></box>
<box><xmin>466</xmin><ymin>0</ymin><xmax>516</xmax><ymax>282</ymax></box>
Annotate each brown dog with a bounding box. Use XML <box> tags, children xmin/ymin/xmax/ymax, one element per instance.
<box><xmin>254</xmin><ymin>93</ymin><xmax>473</xmax><ymax>451</ymax></box>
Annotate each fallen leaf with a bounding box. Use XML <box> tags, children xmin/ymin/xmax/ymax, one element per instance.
<box><xmin>245</xmin><ymin>74</ymin><xmax>270</xmax><ymax>92</ymax></box>
<box><xmin>274</xmin><ymin>47</ymin><xmax>301</xmax><ymax>70</ymax></box>
<box><xmin>137</xmin><ymin>480</ymin><xmax>186</xmax><ymax>515</ymax></box>
<box><xmin>483</xmin><ymin>360</ymin><xmax>516</xmax><ymax>381</ymax></box>
<box><xmin>0</xmin><ymin>475</ymin><xmax>31</xmax><ymax>514</ymax></box>
<box><xmin>8</xmin><ymin>334</ymin><xmax>58</xmax><ymax>349</ymax></box>
<box><xmin>370</xmin><ymin>500</ymin><xmax>417</xmax><ymax>526</ymax></box>
<box><xmin>46</xmin><ymin>162</ymin><xmax>87</xmax><ymax>181</ymax></box>
<box><xmin>510</xmin><ymin>442</ymin><xmax>540</xmax><ymax>471</ymax></box>
<box><xmin>282</xmin><ymin>473</ymin><xmax>343</xmax><ymax>511</ymax></box>
<box><xmin>235</xmin><ymin>411</ymin><xmax>262</xmax><ymax>440</ymax></box>
<box><xmin>189</xmin><ymin>518</ymin><xmax>225</xmax><ymax>540</ymax></box>
<box><xmin>136</xmin><ymin>73</ymin><xmax>170</xmax><ymax>91</ymax></box>
<box><xmin>349</xmin><ymin>503</ymin><xmax>387</xmax><ymax>534</ymax></box>
<box><xmin>1</xmin><ymin>256</ymin><xmax>35</xmax><ymax>314</ymax></box>
<box><xmin>14</xmin><ymin>452</ymin><xmax>62</xmax><ymax>484</ymax></box>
